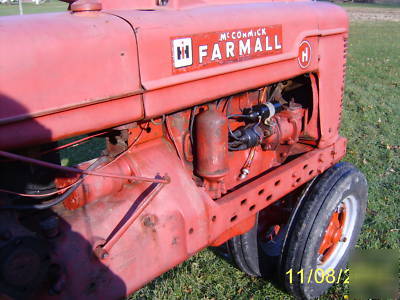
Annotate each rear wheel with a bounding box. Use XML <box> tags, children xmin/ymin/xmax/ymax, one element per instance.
<box><xmin>227</xmin><ymin>215</ymin><xmax>261</xmax><ymax>277</ymax></box>
<box><xmin>227</xmin><ymin>162</ymin><xmax>368</xmax><ymax>299</ymax></box>
<box><xmin>227</xmin><ymin>179</ymin><xmax>308</xmax><ymax>278</ymax></box>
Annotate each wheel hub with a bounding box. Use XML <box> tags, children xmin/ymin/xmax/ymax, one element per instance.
<box><xmin>318</xmin><ymin>204</ymin><xmax>346</xmax><ymax>263</ymax></box>
<box><xmin>316</xmin><ymin>194</ymin><xmax>359</xmax><ymax>271</ymax></box>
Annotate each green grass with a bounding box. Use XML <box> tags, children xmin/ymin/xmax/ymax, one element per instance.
<box><xmin>1</xmin><ymin>4</ymin><xmax>399</xmax><ymax>299</ymax></box>
<box><xmin>341</xmin><ymin>21</ymin><xmax>400</xmax><ymax>250</ymax></box>
<box><xmin>0</xmin><ymin>0</ymin><xmax>66</xmax><ymax>16</ymax></box>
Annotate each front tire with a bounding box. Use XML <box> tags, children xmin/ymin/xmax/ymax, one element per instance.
<box><xmin>226</xmin><ymin>162</ymin><xmax>368</xmax><ymax>300</ymax></box>
<box><xmin>280</xmin><ymin>162</ymin><xmax>368</xmax><ymax>299</ymax></box>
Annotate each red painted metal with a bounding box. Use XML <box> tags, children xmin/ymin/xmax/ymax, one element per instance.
<box><xmin>209</xmin><ymin>138</ymin><xmax>346</xmax><ymax>245</ymax></box>
<box><xmin>262</xmin><ymin>103</ymin><xmax>304</xmax><ymax>149</ymax></box>
<box><xmin>0</xmin><ymin>12</ymin><xmax>142</xmax><ymax>149</ymax></box>
<box><xmin>0</xmin><ymin>0</ymin><xmax>350</xmax><ymax>298</ymax></box>
<box><xmin>70</xmin><ymin>0</ymin><xmax>102</xmax><ymax>11</ymax></box>
<box><xmin>55</xmin><ymin>155</ymin><xmax>138</xmax><ymax>210</ymax></box>
<box><xmin>318</xmin><ymin>204</ymin><xmax>347</xmax><ymax>262</ymax></box>
<box><xmin>94</xmin><ymin>175</ymin><xmax>169</xmax><ymax>259</ymax></box>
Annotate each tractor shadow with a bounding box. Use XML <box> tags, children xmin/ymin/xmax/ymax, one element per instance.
<box><xmin>0</xmin><ymin>93</ymin><xmax>127</xmax><ymax>299</ymax></box>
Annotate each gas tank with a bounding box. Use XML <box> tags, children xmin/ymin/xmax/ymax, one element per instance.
<box><xmin>0</xmin><ymin>11</ymin><xmax>142</xmax><ymax>149</ymax></box>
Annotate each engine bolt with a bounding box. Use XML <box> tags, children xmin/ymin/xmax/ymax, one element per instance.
<box><xmin>238</xmin><ymin>168</ymin><xmax>250</xmax><ymax>180</ymax></box>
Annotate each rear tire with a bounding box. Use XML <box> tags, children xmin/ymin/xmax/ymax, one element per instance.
<box><xmin>227</xmin><ymin>217</ymin><xmax>261</xmax><ymax>277</ymax></box>
<box><xmin>227</xmin><ymin>176</ymin><xmax>311</xmax><ymax>278</ymax></box>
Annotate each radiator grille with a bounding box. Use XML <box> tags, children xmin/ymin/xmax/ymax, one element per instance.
<box><xmin>338</xmin><ymin>35</ymin><xmax>349</xmax><ymax>130</ymax></box>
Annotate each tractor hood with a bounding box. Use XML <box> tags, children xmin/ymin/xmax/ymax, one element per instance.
<box><xmin>0</xmin><ymin>12</ymin><xmax>142</xmax><ymax>149</ymax></box>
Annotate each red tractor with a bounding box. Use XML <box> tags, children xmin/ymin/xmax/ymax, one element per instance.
<box><xmin>0</xmin><ymin>0</ymin><xmax>367</xmax><ymax>298</ymax></box>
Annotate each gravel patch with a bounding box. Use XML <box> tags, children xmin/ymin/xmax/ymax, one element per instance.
<box><xmin>345</xmin><ymin>6</ymin><xmax>400</xmax><ymax>22</ymax></box>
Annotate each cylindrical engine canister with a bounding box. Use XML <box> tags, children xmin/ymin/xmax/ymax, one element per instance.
<box><xmin>195</xmin><ymin>106</ymin><xmax>229</xmax><ymax>198</ymax></box>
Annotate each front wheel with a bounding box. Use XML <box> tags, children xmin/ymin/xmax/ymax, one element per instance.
<box><xmin>227</xmin><ymin>162</ymin><xmax>368</xmax><ymax>300</ymax></box>
<box><xmin>279</xmin><ymin>162</ymin><xmax>368</xmax><ymax>299</ymax></box>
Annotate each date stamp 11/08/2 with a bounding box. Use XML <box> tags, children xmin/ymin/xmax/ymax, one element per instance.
<box><xmin>285</xmin><ymin>268</ymin><xmax>350</xmax><ymax>285</ymax></box>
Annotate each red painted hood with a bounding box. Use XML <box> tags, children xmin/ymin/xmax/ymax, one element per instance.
<box><xmin>0</xmin><ymin>13</ymin><xmax>141</xmax><ymax>129</ymax></box>
<box><xmin>0</xmin><ymin>11</ymin><xmax>142</xmax><ymax>149</ymax></box>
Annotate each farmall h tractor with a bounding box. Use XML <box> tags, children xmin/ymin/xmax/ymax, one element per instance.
<box><xmin>0</xmin><ymin>0</ymin><xmax>368</xmax><ymax>299</ymax></box>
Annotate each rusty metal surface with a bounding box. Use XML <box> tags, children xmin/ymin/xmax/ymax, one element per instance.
<box><xmin>318</xmin><ymin>34</ymin><xmax>348</xmax><ymax>148</ymax></box>
<box><xmin>0</xmin><ymin>1</ymin><xmax>347</xmax><ymax>150</ymax></box>
<box><xmin>195</xmin><ymin>106</ymin><xmax>229</xmax><ymax>198</ymax></box>
<box><xmin>100</xmin><ymin>0</ymin><xmax>318</xmax><ymax>11</ymax></box>
<box><xmin>0</xmin><ymin>91</ymin><xmax>144</xmax><ymax>127</ymax></box>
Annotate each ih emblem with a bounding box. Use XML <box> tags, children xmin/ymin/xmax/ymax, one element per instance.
<box><xmin>298</xmin><ymin>40</ymin><xmax>312</xmax><ymax>69</ymax></box>
<box><xmin>173</xmin><ymin>38</ymin><xmax>193</xmax><ymax>68</ymax></box>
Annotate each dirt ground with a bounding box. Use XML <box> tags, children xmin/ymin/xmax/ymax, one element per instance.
<box><xmin>345</xmin><ymin>6</ymin><xmax>400</xmax><ymax>21</ymax></box>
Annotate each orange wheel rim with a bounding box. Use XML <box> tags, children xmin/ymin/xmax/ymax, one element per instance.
<box><xmin>318</xmin><ymin>204</ymin><xmax>347</xmax><ymax>263</ymax></box>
